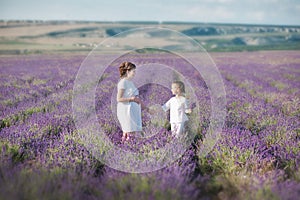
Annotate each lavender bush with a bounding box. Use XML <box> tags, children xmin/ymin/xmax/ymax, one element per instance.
<box><xmin>0</xmin><ymin>51</ymin><xmax>299</xmax><ymax>199</ymax></box>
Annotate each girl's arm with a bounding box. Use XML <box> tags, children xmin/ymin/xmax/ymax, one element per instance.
<box><xmin>162</xmin><ymin>99</ymin><xmax>171</xmax><ymax>112</ymax></box>
<box><xmin>185</xmin><ymin>108</ymin><xmax>192</xmax><ymax>114</ymax></box>
<box><xmin>185</xmin><ymin>99</ymin><xmax>192</xmax><ymax>114</ymax></box>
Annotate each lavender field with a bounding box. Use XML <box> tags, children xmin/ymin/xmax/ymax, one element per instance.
<box><xmin>0</xmin><ymin>50</ymin><xmax>299</xmax><ymax>200</ymax></box>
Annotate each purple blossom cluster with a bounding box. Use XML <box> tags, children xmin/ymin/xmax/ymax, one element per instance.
<box><xmin>0</xmin><ymin>51</ymin><xmax>299</xmax><ymax>199</ymax></box>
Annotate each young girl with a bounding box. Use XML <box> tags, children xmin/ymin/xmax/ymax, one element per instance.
<box><xmin>117</xmin><ymin>62</ymin><xmax>143</xmax><ymax>142</ymax></box>
<box><xmin>162</xmin><ymin>81</ymin><xmax>191</xmax><ymax>138</ymax></box>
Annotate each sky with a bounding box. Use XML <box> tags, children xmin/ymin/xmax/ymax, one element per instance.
<box><xmin>0</xmin><ymin>0</ymin><xmax>300</xmax><ymax>25</ymax></box>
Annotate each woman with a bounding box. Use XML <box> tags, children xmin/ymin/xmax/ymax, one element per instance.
<box><xmin>117</xmin><ymin>62</ymin><xmax>143</xmax><ymax>142</ymax></box>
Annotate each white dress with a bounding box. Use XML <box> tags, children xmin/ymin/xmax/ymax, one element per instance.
<box><xmin>162</xmin><ymin>96</ymin><xmax>189</xmax><ymax>137</ymax></box>
<box><xmin>117</xmin><ymin>78</ymin><xmax>142</xmax><ymax>132</ymax></box>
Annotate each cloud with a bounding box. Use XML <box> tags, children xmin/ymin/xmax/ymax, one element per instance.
<box><xmin>186</xmin><ymin>5</ymin><xmax>236</xmax><ymax>23</ymax></box>
<box><xmin>194</xmin><ymin>0</ymin><xmax>235</xmax><ymax>3</ymax></box>
<box><xmin>182</xmin><ymin>0</ymin><xmax>300</xmax><ymax>25</ymax></box>
<box><xmin>0</xmin><ymin>0</ymin><xmax>299</xmax><ymax>25</ymax></box>
<box><xmin>245</xmin><ymin>11</ymin><xmax>265</xmax><ymax>22</ymax></box>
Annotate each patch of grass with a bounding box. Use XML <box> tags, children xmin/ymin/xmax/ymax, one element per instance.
<box><xmin>0</xmin><ymin>142</ymin><xmax>26</xmax><ymax>164</ymax></box>
<box><xmin>104</xmin><ymin>174</ymin><xmax>182</xmax><ymax>200</ymax></box>
<box><xmin>270</xmin><ymin>81</ymin><xmax>288</xmax><ymax>91</ymax></box>
<box><xmin>0</xmin><ymin>103</ymin><xmax>59</xmax><ymax>130</ymax></box>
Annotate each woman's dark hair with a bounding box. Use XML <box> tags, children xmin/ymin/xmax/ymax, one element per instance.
<box><xmin>119</xmin><ymin>62</ymin><xmax>136</xmax><ymax>78</ymax></box>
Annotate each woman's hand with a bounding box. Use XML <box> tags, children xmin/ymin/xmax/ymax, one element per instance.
<box><xmin>130</xmin><ymin>96</ymin><xmax>141</xmax><ymax>104</ymax></box>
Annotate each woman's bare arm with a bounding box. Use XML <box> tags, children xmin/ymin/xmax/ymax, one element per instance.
<box><xmin>117</xmin><ymin>89</ymin><xmax>140</xmax><ymax>103</ymax></box>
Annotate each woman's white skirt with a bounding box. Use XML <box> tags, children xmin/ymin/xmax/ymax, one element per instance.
<box><xmin>117</xmin><ymin>102</ymin><xmax>142</xmax><ymax>132</ymax></box>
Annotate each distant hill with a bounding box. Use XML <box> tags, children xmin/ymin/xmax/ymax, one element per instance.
<box><xmin>0</xmin><ymin>20</ymin><xmax>299</xmax><ymax>54</ymax></box>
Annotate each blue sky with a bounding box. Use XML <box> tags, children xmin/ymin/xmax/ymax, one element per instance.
<box><xmin>1</xmin><ymin>0</ymin><xmax>300</xmax><ymax>25</ymax></box>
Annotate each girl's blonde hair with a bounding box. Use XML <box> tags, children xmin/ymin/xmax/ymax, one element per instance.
<box><xmin>173</xmin><ymin>81</ymin><xmax>185</xmax><ymax>94</ymax></box>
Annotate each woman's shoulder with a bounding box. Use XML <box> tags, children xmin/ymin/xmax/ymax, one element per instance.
<box><xmin>118</xmin><ymin>78</ymin><xmax>128</xmax><ymax>88</ymax></box>
<box><xmin>120</xmin><ymin>78</ymin><xmax>131</xmax><ymax>83</ymax></box>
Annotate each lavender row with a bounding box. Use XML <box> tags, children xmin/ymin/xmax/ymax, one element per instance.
<box><xmin>0</xmin><ymin>51</ymin><xmax>299</xmax><ymax>199</ymax></box>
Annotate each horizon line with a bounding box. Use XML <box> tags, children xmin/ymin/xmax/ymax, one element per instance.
<box><xmin>1</xmin><ymin>19</ymin><xmax>300</xmax><ymax>27</ymax></box>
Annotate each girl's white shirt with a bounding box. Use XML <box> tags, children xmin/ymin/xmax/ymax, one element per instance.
<box><xmin>162</xmin><ymin>96</ymin><xmax>189</xmax><ymax>123</ymax></box>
